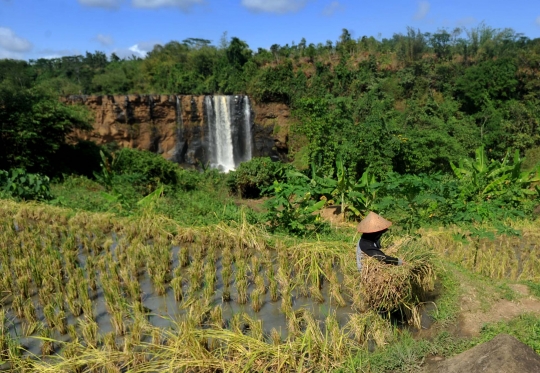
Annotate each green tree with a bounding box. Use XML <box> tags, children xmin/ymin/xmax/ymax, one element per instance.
<box><xmin>0</xmin><ymin>87</ymin><xmax>91</xmax><ymax>174</ymax></box>
<box><xmin>456</xmin><ymin>58</ymin><xmax>518</xmax><ymax>113</ymax></box>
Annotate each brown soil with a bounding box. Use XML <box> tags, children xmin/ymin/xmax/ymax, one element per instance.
<box><xmin>455</xmin><ymin>281</ymin><xmax>540</xmax><ymax>338</ymax></box>
<box><xmin>319</xmin><ymin>205</ymin><xmax>345</xmax><ymax>225</ymax></box>
<box><xmin>318</xmin><ymin>206</ymin><xmax>358</xmax><ymax>229</ymax></box>
<box><xmin>456</xmin><ymin>298</ymin><xmax>540</xmax><ymax>337</ymax></box>
<box><xmin>424</xmin><ymin>334</ymin><xmax>540</xmax><ymax>373</ymax></box>
<box><xmin>233</xmin><ymin>198</ymin><xmax>267</xmax><ymax>213</ymax></box>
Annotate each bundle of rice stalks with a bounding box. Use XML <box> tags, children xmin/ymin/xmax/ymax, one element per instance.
<box><xmin>355</xmin><ymin>243</ymin><xmax>436</xmax><ymax>324</ymax></box>
<box><xmin>346</xmin><ymin>311</ymin><xmax>395</xmax><ymax>347</ymax></box>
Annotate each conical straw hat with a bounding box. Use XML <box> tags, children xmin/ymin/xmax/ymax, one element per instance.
<box><xmin>357</xmin><ymin>212</ymin><xmax>392</xmax><ymax>233</ymax></box>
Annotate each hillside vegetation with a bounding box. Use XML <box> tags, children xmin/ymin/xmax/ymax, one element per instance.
<box><xmin>2</xmin><ymin>25</ymin><xmax>540</xmax><ymax>176</ymax></box>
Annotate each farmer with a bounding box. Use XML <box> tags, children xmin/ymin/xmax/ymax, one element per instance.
<box><xmin>356</xmin><ymin>212</ymin><xmax>403</xmax><ymax>271</ymax></box>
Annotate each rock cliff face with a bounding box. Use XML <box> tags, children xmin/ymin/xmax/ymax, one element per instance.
<box><xmin>62</xmin><ymin>95</ymin><xmax>290</xmax><ymax>167</ymax></box>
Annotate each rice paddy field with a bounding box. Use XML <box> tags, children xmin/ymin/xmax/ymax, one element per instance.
<box><xmin>420</xmin><ymin>222</ymin><xmax>540</xmax><ymax>282</ymax></box>
<box><xmin>1</xmin><ymin>199</ymin><xmax>539</xmax><ymax>372</ymax></box>
<box><xmin>0</xmin><ymin>199</ymin><xmax>443</xmax><ymax>372</ymax></box>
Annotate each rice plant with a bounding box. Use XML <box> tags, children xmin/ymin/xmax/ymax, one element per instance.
<box><xmin>251</xmin><ymin>289</ymin><xmax>263</xmax><ymax>312</ymax></box>
<box><xmin>103</xmin><ymin>331</ymin><xmax>117</xmax><ymax>352</ymax></box>
<box><xmin>222</xmin><ymin>284</ymin><xmax>231</xmax><ymax>302</ymax></box>
<box><xmin>79</xmin><ymin>315</ymin><xmax>99</xmax><ymax>348</ymax></box>
<box><xmin>171</xmin><ymin>276</ymin><xmax>183</xmax><ymax>302</ymax></box>
<box><xmin>209</xmin><ymin>305</ymin><xmax>224</xmax><ymax>329</ymax></box>
<box><xmin>22</xmin><ymin>320</ymin><xmax>39</xmax><ymax>337</ymax></box>
<box><xmin>179</xmin><ymin>247</ymin><xmax>190</xmax><ymax>267</ymax></box>
<box><xmin>111</xmin><ymin>308</ymin><xmax>126</xmax><ymax>336</ymax></box>
<box><xmin>236</xmin><ymin>279</ymin><xmax>248</xmax><ymax>305</ymax></box>
<box><xmin>43</xmin><ymin>303</ymin><xmax>56</xmax><ymax>329</ymax></box>
<box><xmin>23</xmin><ymin>299</ymin><xmax>37</xmax><ymax>324</ymax></box>
<box><xmin>270</xmin><ymin>328</ymin><xmax>281</xmax><ymax>345</ymax></box>
<box><xmin>12</xmin><ymin>295</ymin><xmax>24</xmax><ymax>319</ymax></box>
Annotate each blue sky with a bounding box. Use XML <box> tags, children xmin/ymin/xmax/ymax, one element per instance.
<box><xmin>1</xmin><ymin>0</ymin><xmax>539</xmax><ymax>60</ymax></box>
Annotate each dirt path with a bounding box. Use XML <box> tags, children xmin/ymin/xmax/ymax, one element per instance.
<box><xmin>456</xmin><ymin>283</ymin><xmax>540</xmax><ymax>337</ymax></box>
<box><xmin>421</xmin><ymin>278</ymin><xmax>540</xmax><ymax>371</ymax></box>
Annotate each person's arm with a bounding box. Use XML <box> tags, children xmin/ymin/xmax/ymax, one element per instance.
<box><xmin>362</xmin><ymin>246</ymin><xmax>402</xmax><ymax>266</ymax></box>
<box><xmin>373</xmin><ymin>252</ymin><xmax>401</xmax><ymax>266</ymax></box>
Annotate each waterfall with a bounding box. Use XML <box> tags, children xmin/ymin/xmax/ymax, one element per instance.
<box><xmin>176</xmin><ymin>95</ymin><xmax>182</xmax><ymax>126</ymax></box>
<box><xmin>242</xmin><ymin>96</ymin><xmax>253</xmax><ymax>162</ymax></box>
<box><xmin>204</xmin><ymin>95</ymin><xmax>253</xmax><ymax>172</ymax></box>
<box><xmin>148</xmin><ymin>95</ymin><xmax>154</xmax><ymax>120</ymax></box>
<box><xmin>124</xmin><ymin>95</ymin><xmax>131</xmax><ymax>123</ymax></box>
<box><xmin>214</xmin><ymin>96</ymin><xmax>235</xmax><ymax>172</ymax></box>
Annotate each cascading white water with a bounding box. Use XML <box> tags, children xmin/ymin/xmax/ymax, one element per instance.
<box><xmin>242</xmin><ymin>96</ymin><xmax>252</xmax><ymax>162</ymax></box>
<box><xmin>205</xmin><ymin>95</ymin><xmax>253</xmax><ymax>172</ymax></box>
<box><xmin>214</xmin><ymin>96</ymin><xmax>235</xmax><ymax>172</ymax></box>
<box><xmin>176</xmin><ymin>95</ymin><xmax>181</xmax><ymax>126</ymax></box>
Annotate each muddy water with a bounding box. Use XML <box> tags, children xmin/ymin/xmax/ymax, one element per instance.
<box><xmin>2</xmin><ymin>233</ymin><xmax>426</xmax><ymax>358</ymax></box>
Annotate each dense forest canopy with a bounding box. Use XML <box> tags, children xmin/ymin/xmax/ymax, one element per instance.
<box><xmin>1</xmin><ymin>24</ymin><xmax>540</xmax><ymax>178</ymax></box>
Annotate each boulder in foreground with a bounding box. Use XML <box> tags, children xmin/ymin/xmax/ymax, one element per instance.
<box><xmin>430</xmin><ymin>334</ymin><xmax>540</xmax><ymax>373</ymax></box>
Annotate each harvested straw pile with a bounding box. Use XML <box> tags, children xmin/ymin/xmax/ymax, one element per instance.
<box><xmin>358</xmin><ymin>243</ymin><xmax>436</xmax><ymax>325</ymax></box>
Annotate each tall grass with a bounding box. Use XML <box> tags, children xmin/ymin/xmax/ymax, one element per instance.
<box><xmin>420</xmin><ymin>221</ymin><xmax>540</xmax><ymax>281</ymax></box>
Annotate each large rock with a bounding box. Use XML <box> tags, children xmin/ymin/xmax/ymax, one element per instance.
<box><xmin>428</xmin><ymin>334</ymin><xmax>540</xmax><ymax>373</ymax></box>
<box><xmin>62</xmin><ymin>95</ymin><xmax>290</xmax><ymax>167</ymax></box>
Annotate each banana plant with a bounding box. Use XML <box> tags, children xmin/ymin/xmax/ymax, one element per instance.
<box><xmin>263</xmin><ymin>174</ymin><xmax>326</xmax><ymax>235</ymax></box>
<box><xmin>348</xmin><ymin>168</ymin><xmax>379</xmax><ymax>216</ymax></box>
<box><xmin>137</xmin><ymin>185</ymin><xmax>164</xmax><ymax>214</ymax></box>
<box><xmin>332</xmin><ymin>156</ymin><xmax>351</xmax><ymax>218</ymax></box>
<box><xmin>94</xmin><ymin>150</ymin><xmax>121</xmax><ymax>191</ymax></box>
<box><xmin>306</xmin><ymin>155</ymin><xmax>379</xmax><ymax>219</ymax></box>
<box><xmin>450</xmin><ymin>145</ymin><xmax>540</xmax><ymax>201</ymax></box>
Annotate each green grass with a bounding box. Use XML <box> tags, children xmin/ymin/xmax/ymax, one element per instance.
<box><xmin>50</xmin><ymin>174</ymin><xmax>265</xmax><ymax>226</ymax></box>
<box><xmin>477</xmin><ymin>313</ymin><xmax>540</xmax><ymax>353</ymax></box>
<box><xmin>524</xmin><ymin>281</ymin><xmax>540</xmax><ymax>298</ymax></box>
<box><xmin>428</xmin><ymin>263</ymin><xmax>461</xmax><ymax>324</ymax></box>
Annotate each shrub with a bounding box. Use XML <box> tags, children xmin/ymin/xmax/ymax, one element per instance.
<box><xmin>263</xmin><ymin>171</ymin><xmax>327</xmax><ymax>236</ymax></box>
<box><xmin>227</xmin><ymin>157</ymin><xmax>292</xmax><ymax>198</ymax></box>
<box><xmin>0</xmin><ymin>168</ymin><xmax>52</xmax><ymax>201</ymax></box>
<box><xmin>112</xmin><ymin>148</ymin><xmax>180</xmax><ymax>193</ymax></box>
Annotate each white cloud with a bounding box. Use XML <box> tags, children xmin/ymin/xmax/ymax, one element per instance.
<box><xmin>241</xmin><ymin>0</ymin><xmax>308</xmax><ymax>14</ymax></box>
<box><xmin>0</xmin><ymin>27</ymin><xmax>32</xmax><ymax>52</ymax></box>
<box><xmin>0</xmin><ymin>49</ymin><xmax>24</xmax><ymax>60</ymax></box>
<box><xmin>78</xmin><ymin>0</ymin><xmax>124</xmax><ymax>9</ymax></box>
<box><xmin>129</xmin><ymin>44</ymin><xmax>147</xmax><ymax>57</ymax></box>
<box><xmin>536</xmin><ymin>16</ymin><xmax>540</xmax><ymax>27</ymax></box>
<box><xmin>95</xmin><ymin>34</ymin><xmax>114</xmax><ymax>46</ymax></box>
<box><xmin>137</xmin><ymin>40</ymin><xmax>160</xmax><ymax>51</ymax></box>
<box><xmin>112</xmin><ymin>41</ymin><xmax>159</xmax><ymax>59</ymax></box>
<box><xmin>131</xmin><ymin>0</ymin><xmax>203</xmax><ymax>10</ymax></box>
<box><xmin>322</xmin><ymin>1</ymin><xmax>343</xmax><ymax>17</ymax></box>
<box><xmin>413</xmin><ymin>1</ymin><xmax>430</xmax><ymax>21</ymax></box>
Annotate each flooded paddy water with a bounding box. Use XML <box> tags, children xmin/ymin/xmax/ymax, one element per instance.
<box><xmin>2</xmin><ymin>229</ymin><xmax>356</xmax><ymax>355</ymax></box>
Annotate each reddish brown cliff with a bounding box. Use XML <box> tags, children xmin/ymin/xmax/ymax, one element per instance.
<box><xmin>62</xmin><ymin>94</ymin><xmax>290</xmax><ymax>167</ymax></box>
